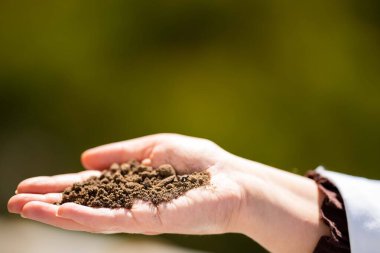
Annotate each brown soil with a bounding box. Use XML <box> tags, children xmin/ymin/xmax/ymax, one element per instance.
<box><xmin>60</xmin><ymin>161</ymin><xmax>210</xmax><ymax>209</ymax></box>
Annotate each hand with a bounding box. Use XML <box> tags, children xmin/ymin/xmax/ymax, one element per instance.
<box><xmin>8</xmin><ymin>133</ymin><xmax>329</xmax><ymax>253</ymax></box>
<box><xmin>8</xmin><ymin>134</ymin><xmax>245</xmax><ymax>235</ymax></box>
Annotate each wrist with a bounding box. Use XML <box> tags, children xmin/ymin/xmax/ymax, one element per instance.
<box><xmin>227</xmin><ymin>155</ymin><xmax>329</xmax><ymax>253</ymax></box>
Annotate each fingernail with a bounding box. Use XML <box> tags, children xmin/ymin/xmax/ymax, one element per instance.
<box><xmin>142</xmin><ymin>158</ymin><xmax>152</xmax><ymax>165</ymax></box>
<box><xmin>15</xmin><ymin>189</ymin><xmax>18</xmax><ymax>194</ymax></box>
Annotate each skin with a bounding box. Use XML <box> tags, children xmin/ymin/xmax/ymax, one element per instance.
<box><xmin>8</xmin><ymin>133</ymin><xmax>329</xmax><ymax>253</ymax></box>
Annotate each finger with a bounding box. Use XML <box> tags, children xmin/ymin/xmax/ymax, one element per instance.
<box><xmin>57</xmin><ymin>203</ymin><xmax>137</xmax><ymax>233</ymax></box>
<box><xmin>57</xmin><ymin>201</ymin><xmax>162</xmax><ymax>234</ymax></box>
<box><xmin>81</xmin><ymin>135</ymin><xmax>159</xmax><ymax>170</ymax></box>
<box><xmin>8</xmin><ymin>193</ymin><xmax>62</xmax><ymax>214</ymax></box>
<box><xmin>17</xmin><ymin>170</ymin><xmax>101</xmax><ymax>194</ymax></box>
<box><xmin>21</xmin><ymin>201</ymin><xmax>92</xmax><ymax>232</ymax></box>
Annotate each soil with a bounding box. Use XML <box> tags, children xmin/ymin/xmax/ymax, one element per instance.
<box><xmin>60</xmin><ymin>161</ymin><xmax>210</xmax><ymax>209</ymax></box>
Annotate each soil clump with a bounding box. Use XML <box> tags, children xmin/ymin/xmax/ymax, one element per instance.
<box><xmin>60</xmin><ymin>161</ymin><xmax>210</xmax><ymax>209</ymax></box>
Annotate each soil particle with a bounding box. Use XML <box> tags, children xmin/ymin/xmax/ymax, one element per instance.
<box><xmin>60</xmin><ymin>161</ymin><xmax>210</xmax><ymax>209</ymax></box>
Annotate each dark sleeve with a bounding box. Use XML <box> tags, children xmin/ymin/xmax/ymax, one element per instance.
<box><xmin>306</xmin><ymin>171</ymin><xmax>351</xmax><ymax>253</ymax></box>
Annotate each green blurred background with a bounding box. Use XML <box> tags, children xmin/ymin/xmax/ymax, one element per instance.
<box><xmin>1</xmin><ymin>0</ymin><xmax>379</xmax><ymax>252</ymax></box>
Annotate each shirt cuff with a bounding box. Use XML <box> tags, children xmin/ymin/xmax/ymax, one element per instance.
<box><xmin>306</xmin><ymin>170</ymin><xmax>351</xmax><ymax>253</ymax></box>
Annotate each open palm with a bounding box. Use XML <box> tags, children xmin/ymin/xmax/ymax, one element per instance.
<box><xmin>8</xmin><ymin>134</ymin><xmax>243</xmax><ymax>235</ymax></box>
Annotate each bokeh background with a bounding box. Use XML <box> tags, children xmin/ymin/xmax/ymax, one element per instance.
<box><xmin>1</xmin><ymin>0</ymin><xmax>379</xmax><ymax>252</ymax></box>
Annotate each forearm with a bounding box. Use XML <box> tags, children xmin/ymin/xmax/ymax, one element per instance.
<box><xmin>229</xmin><ymin>155</ymin><xmax>329</xmax><ymax>253</ymax></box>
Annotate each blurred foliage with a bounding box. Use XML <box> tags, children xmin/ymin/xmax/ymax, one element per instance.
<box><xmin>0</xmin><ymin>0</ymin><xmax>379</xmax><ymax>252</ymax></box>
